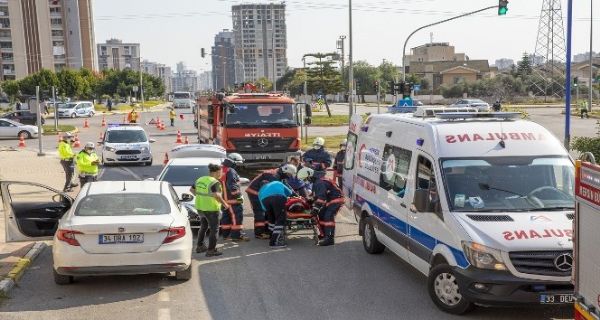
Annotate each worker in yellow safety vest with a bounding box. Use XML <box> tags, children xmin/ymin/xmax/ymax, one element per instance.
<box><xmin>58</xmin><ymin>133</ymin><xmax>78</xmax><ymax>191</ymax></box>
<box><xmin>76</xmin><ymin>142</ymin><xmax>100</xmax><ymax>187</ymax></box>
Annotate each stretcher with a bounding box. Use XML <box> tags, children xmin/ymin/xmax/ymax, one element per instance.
<box><xmin>285</xmin><ymin>197</ymin><xmax>322</xmax><ymax>244</ymax></box>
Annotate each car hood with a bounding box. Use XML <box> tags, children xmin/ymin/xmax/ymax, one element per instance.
<box><xmin>454</xmin><ymin>211</ymin><xmax>573</xmax><ymax>251</ymax></box>
<box><xmin>105</xmin><ymin>142</ymin><xmax>149</xmax><ymax>148</ymax></box>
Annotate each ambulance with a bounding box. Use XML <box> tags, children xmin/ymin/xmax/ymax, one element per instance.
<box><xmin>343</xmin><ymin>108</ymin><xmax>575</xmax><ymax>314</ymax></box>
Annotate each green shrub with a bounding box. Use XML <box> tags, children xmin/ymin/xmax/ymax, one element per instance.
<box><xmin>571</xmin><ymin>136</ymin><xmax>600</xmax><ymax>160</ymax></box>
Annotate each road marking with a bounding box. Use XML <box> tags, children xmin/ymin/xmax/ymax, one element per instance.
<box><xmin>158</xmin><ymin>290</ymin><xmax>170</xmax><ymax>302</ymax></box>
<box><xmin>97</xmin><ymin>168</ymin><xmax>105</xmax><ymax>180</ymax></box>
<box><xmin>118</xmin><ymin>166</ymin><xmax>143</xmax><ymax>181</ymax></box>
<box><xmin>158</xmin><ymin>308</ymin><xmax>171</xmax><ymax>320</ymax></box>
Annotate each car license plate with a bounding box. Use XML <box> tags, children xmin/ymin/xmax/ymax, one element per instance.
<box><xmin>539</xmin><ymin>293</ymin><xmax>574</xmax><ymax>304</ymax></box>
<box><xmin>120</xmin><ymin>155</ymin><xmax>137</xmax><ymax>160</ymax></box>
<box><xmin>99</xmin><ymin>233</ymin><xmax>144</xmax><ymax>244</ymax></box>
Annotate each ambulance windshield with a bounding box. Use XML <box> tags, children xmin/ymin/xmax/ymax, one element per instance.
<box><xmin>442</xmin><ymin>156</ymin><xmax>574</xmax><ymax>212</ymax></box>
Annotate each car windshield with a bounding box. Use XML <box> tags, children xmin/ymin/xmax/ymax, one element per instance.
<box><xmin>75</xmin><ymin>194</ymin><xmax>171</xmax><ymax>216</ymax></box>
<box><xmin>226</xmin><ymin>104</ymin><xmax>296</xmax><ymax>126</ymax></box>
<box><xmin>106</xmin><ymin>130</ymin><xmax>147</xmax><ymax>143</ymax></box>
<box><xmin>442</xmin><ymin>156</ymin><xmax>574</xmax><ymax>212</ymax></box>
<box><xmin>59</xmin><ymin>103</ymin><xmax>77</xmax><ymax>109</ymax></box>
<box><xmin>174</xmin><ymin>93</ymin><xmax>191</xmax><ymax>99</ymax></box>
<box><xmin>160</xmin><ymin>165</ymin><xmax>210</xmax><ymax>186</ymax></box>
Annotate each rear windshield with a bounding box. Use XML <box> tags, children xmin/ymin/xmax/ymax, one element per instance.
<box><xmin>160</xmin><ymin>165</ymin><xmax>209</xmax><ymax>186</ymax></box>
<box><xmin>75</xmin><ymin>194</ymin><xmax>171</xmax><ymax>216</ymax></box>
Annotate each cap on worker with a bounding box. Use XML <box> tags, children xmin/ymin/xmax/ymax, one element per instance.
<box><xmin>227</xmin><ymin>153</ymin><xmax>244</xmax><ymax>164</ymax></box>
<box><xmin>84</xmin><ymin>142</ymin><xmax>95</xmax><ymax>149</ymax></box>
<box><xmin>313</xmin><ymin>137</ymin><xmax>325</xmax><ymax>147</ymax></box>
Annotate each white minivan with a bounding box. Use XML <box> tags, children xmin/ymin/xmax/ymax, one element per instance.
<box><xmin>343</xmin><ymin>108</ymin><xmax>575</xmax><ymax>314</ymax></box>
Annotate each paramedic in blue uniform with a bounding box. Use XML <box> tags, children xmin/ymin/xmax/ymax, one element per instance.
<box><xmin>245</xmin><ymin>164</ymin><xmax>297</xmax><ymax>239</ymax></box>
<box><xmin>298</xmin><ymin>167</ymin><xmax>344</xmax><ymax>246</ymax></box>
<box><xmin>219</xmin><ymin>153</ymin><xmax>249</xmax><ymax>242</ymax></box>
<box><xmin>302</xmin><ymin>137</ymin><xmax>332</xmax><ymax>171</ymax></box>
<box><xmin>259</xmin><ymin>180</ymin><xmax>294</xmax><ymax>248</ymax></box>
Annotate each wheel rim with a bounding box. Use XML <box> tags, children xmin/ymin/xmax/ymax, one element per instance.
<box><xmin>364</xmin><ymin>222</ymin><xmax>373</xmax><ymax>248</ymax></box>
<box><xmin>433</xmin><ymin>272</ymin><xmax>462</xmax><ymax>307</ymax></box>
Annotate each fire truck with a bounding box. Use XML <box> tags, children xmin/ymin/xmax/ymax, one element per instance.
<box><xmin>574</xmin><ymin>157</ymin><xmax>600</xmax><ymax>320</ymax></box>
<box><xmin>195</xmin><ymin>92</ymin><xmax>311</xmax><ymax>168</ymax></box>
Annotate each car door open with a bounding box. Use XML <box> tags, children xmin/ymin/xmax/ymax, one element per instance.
<box><xmin>1</xmin><ymin>181</ymin><xmax>74</xmax><ymax>242</ymax></box>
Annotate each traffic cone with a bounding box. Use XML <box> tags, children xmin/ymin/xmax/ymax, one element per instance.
<box><xmin>73</xmin><ymin>135</ymin><xmax>81</xmax><ymax>148</ymax></box>
<box><xmin>99</xmin><ymin>131</ymin><xmax>104</xmax><ymax>141</ymax></box>
<box><xmin>184</xmin><ymin>136</ymin><xmax>189</xmax><ymax>144</ymax></box>
<box><xmin>160</xmin><ymin>122</ymin><xmax>165</xmax><ymax>131</ymax></box>
<box><xmin>176</xmin><ymin>130</ymin><xmax>182</xmax><ymax>144</ymax></box>
<box><xmin>156</xmin><ymin>118</ymin><xmax>161</xmax><ymax>129</ymax></box>
<box><xmin>18</xmin><ymin>134</ymin><xmax>25</xmax><ymax>148</ymax></box>
<box><xmin>179</xmin><ymin>114</ymin><xmax>184</xmax><ymax>120</ymax></box>
<box><xmin>163</xmin><ymin>152</ymin><xmax>169</xmax><ymax>165</ymax></box>
<box><xmin>101</xmin><ymin>116</ymin><xmax>106</xmax><ymax>127</ymax></box>
<box><xmin>83</xmin><ymin>119</ymin><xmax>89</xmax><ymax>128</ymax></box>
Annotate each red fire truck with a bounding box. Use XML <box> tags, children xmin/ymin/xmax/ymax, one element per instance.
<box><xmin>195</xmin><ymin>93</ymin><xmax>310</xmax><ymax>168</ymax></box>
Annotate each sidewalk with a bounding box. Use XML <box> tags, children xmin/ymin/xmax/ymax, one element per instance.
<box><xmin>0</xmin><ymin>148</ymin><xmax>64</xmax><ymax>295</ymax></box>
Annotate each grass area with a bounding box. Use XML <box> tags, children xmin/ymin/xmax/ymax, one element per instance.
<box><xmin>42</xmin><ymin>124</ymin><xmax>76</xmax><ymax>135</ymax></box>
<box><xmin>303</xmin><ymin>135</ymin><xmax>347</xmax><ymax>151</ymax></box>
<box><xmin>310</xmin><ymin>114</ymin><xmax>367</xmax><ymax>126</ymax></box>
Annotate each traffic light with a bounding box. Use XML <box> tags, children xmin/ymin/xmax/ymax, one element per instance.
<box><xmin>498</xmin><ymin>0</ymin><xmax>508</xmax><ymax>16</ymax></box>
<box><xmin>388</xmin><ymin>81</ymin><xmax>396</xmax><ymax>95</ymax></box>
<box><xmin>374</xmin><ymin>81</ymin><xmax>379</xmax><ymax>92</ymax></box>
<box><xmin>394</xmin><ymin>82</ymin><xmax>402</xmax><ymax>95</ymax></box>
<box><xmin>402</xmin><ymin>82</ymin><xmax>413</xmax><ymax>99</ymax></box>
<box><xmin>574</xmin><ymin>77</ymin><xmax>579</xmax><ymax>87</ymax></box>
<box><xmin>201</xmin><ymin>48</ymin><xmax>206</xmax><ymax>58</ymax></box>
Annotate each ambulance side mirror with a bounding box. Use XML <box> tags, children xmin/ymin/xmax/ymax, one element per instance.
<box><xmin>412</xmin><ymin>189</ymin><xmax>429</xmax><ymax>213</ymax></box>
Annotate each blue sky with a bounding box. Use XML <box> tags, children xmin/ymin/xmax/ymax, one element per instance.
<box><xmin>94</xmin><ymin>0</ymin><xmax>597</xmax><ymax>72</ymax></box>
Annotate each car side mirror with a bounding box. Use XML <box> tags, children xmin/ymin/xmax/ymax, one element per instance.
<box><xmin>149</xmin><ymin>139</ymin><xmax>156</xmax><ymax>143</ymax></box>
<box><xmin>413</xmin><ymin>189</ymin><xmax>429</xmax><ymax>212</ymax></box>
<box><xmin>180</xmin><ymin>193</ymin><xmax>194</xmax><ymax>202</ymax></box>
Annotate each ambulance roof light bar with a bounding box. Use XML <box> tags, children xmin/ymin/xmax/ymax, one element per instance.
<box><xmin>412</xmin><ymin>106</ymin><xmax>478</xmax><ymax>118</ymax></box>
<box><xmin>436</xmin><ymin>112</ymin><xmax>521</xmax><ymax>120</ymax></box>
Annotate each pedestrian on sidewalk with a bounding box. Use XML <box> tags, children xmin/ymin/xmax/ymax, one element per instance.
<box><xmin>58</xmin><ymin>133</ymin><xmax>79</xmax><ymax>192</ymax></box>
<box><xmin>190</xmin><ymin>163</ymin><xmax>229</xmax><ymax>257</ymax></box>
<box><xmin>169</xmin><ymin>107</ymin><xmax>176</xmax><ymax>127</ymax></box>
<box><xmin>76</xmin><ymin>142</ymin><xmax>99</xmax><ymax>187</ymax></box>
<box><xmin>107</xmin><ymin>98</ymin><xmax>113</xmax><ymax>112</ymax></box>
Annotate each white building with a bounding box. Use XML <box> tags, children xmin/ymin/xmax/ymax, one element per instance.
<box><xmin>97</xmin><ymin>38</ymin><xmax>140</xmax><ymax>71</ymax></box>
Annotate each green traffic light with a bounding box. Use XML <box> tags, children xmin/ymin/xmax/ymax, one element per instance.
<box><xmin>498</xmin><ymin>7</ymin><xmax>508</xmax><ymax>15</ymax></box>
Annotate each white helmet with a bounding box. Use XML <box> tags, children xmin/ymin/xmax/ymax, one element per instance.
<box><xmin>227</xmin><ymin>153</ymin><xmax>244</xmax><ymax>164</ymax></box>
<box><xmin>84</xmin><ymin>142</ymin><xmax>95</xmax><ymax>149</ymax></box>
<box><xmin>297</xmin><ymin>167</ymin><xmax>314</xmax><ymax>181</ymax></box>
<box><xmin>340</xmin><ymin>139</ymin><xmax>347</xmax><ymax>147</ymax></box>
<box><xmin>313</xmin><ymin>137</ymin><xmax>325</xmax><ymax>147</ymax></box>
<box><xmin>280</xmin><ymin>164</ymin><xmax>297</xmax><ymax>176</ymax></box>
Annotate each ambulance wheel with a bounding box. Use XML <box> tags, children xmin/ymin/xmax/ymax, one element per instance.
<box><xmin>362</xmin><ymin>216</ymin><xmax>385</xmax><ymax>254</ymax></box>
<box><xmin>427</xmin><ymin>264</ymin><xmax>474</xmax><ymax>315</ymax></box>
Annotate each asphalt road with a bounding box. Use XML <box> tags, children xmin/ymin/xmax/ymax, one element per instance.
<box><xmin>0</xmin><ymin>106</ymin><xmax>582</xmax><ymax>319</ymax></box>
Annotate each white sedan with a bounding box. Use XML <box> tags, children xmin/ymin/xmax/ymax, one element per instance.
<box><xmin>0</xmin><ymin>118</ymin><xmax>39</xmax><ymax>139</ymax></box>
<box><xmin>0</xmin><ymin>180</ymin><xmax>194</xmax><ymax>285</ymax></box>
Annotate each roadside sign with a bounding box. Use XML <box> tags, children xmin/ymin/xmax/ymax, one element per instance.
<box><xmin>132</xmin><ymin>86</ymin><xmax>139</xmax><ymax>93</ymax></box>
<box><xmin>396</xmin><ymin>98</ymin><xmax>413</xmax><ymax>107</ymax></box>
<box><xmin>413</xmin><ymin>84</ymin><xmax>421</xmax><ymax>92</ymax></box>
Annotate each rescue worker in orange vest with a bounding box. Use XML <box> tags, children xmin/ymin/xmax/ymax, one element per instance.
<box><xmin>298</xmin><ymin>167</ymin><xmax>344</xmax><ymax>246</ymax></box>
<box><xmin>128</xmin><ymin>108</ymin><xmax>138</xmax><ymax>124</ymax></box>
<box><xmin>219</xmin><ymin>153</ymin><xmax>250</xmax><ymax>242</ymax></box>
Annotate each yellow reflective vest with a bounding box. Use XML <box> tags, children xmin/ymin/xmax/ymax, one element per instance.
<box><xmin>58</xmin><ymin>141</ymin><xmax>75</xmax><ymax>160</ymax></box>
<box><xmin>195</xmin><ymin>176</ymin><xmax>221</xmax><ymax>212</ymax></box>
<box><xmin>76</xmin><ymin>151</ymin><xmax>99</xmax><ymax>175</ymax></box>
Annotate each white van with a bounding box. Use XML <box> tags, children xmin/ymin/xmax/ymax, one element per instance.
<box><xmin>343</xmin><ymin>108</ymin><xmax>575</xmax><ymax>314</ymax></box>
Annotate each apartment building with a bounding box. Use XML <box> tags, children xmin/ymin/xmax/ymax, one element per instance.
<box><xmin>232</xmin><ymin>2</ymin><xmax>287</xmax><ymax>84</ymax></box>
<box><xmin>172</xmin><ymin>62</ymin><xmax>199</xmax><ymax>93</ymax></box>
<box><xmin>0</xmin><ymin>0</ymin><xmax>96</xmax><ymax>80</ymax></box>
<box><xmin>97</xmin><ymin>38</ymin><xmax>140</xmax><ymax>71</ymax></box>
<box><xmin>142</xmin><ymin>59</ymin><xmax>172</xmax><ymax>95</ymax></box>
<box><xmin>211</xmin><ymin>29</ymin><xmax>235</xmax><ymax>90</ymax></box>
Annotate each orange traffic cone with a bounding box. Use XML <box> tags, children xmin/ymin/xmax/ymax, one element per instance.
<box><xmin>184</xmin><ymin>136</ymin><xmax>189</xmax><ymax>144</ymax></box>
<box><xmin>176</xmin><ymin>130</ymin><xmax>182</xmax><ymax>144</ymax></box>
<box><xmin>179</xmin><ymin>114</ymin><xmax>184</xmax><ymax>120</ymax></box>
<box><xmin>160</xmin><ymin>122</ymin><xmax>165</xmax><ymax>131</ymax></box>
<box><xmin>18</xmin><ymin>134</ymin><xmax>25</xmax><ymax>148</ymax></box>
<box><xmin>163</xmin><ymin>152</ymin><xmax>169</xmax><ymax>165</ymax></box>
<box><xmin>83</xmin><ymin>119</ymin><xmax>89</xmax><ymax>128</ymax></box>
<box><xmin>156</xmin><ymin>118</ymin><xmax>161</xmax><ymax>129</ymax></box>
<box><xmin>73</xmin><ymin>135</ymin><xmax>81</xmax><ymax>148</ymax></box>
<box><xmin>101</xmin><ymin>116</ymin><xmax>106</xmax><ymax>127</ymax></box>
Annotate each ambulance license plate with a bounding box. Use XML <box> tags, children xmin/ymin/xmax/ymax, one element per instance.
<box><xmin>99</xmin><ymin>233</ymin><xmax>144</xmax><ymax>244</ymax></box>
<box><xmin>539</xmin><ymin>293</ymin><xmax>574</xmax><ymax>304</ymax></box>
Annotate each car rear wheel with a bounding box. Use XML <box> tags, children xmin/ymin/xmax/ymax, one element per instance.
<box><xmin>70</xmin><ymin>113</ymin><xmax>76</xmax><ymax>118</ymax></box>
<box><xmin>18</xmin><ymin>130</ymin><xmax>31</xmax><ymax>139</ymax></box>
<box><xmin>53</xmin><ymin>269</ymin><xmax>74</xmax><ymax>285</ymax></box>
<box><xmin>88</xmin><ymin>111</ymin><xmax>94</xmax><ymax>117</ymax></box>
<box><xmin>175</xmin><ymin>265</ymin><xmax>192</xmax><ymax>281</ymax></box>
<box><xmin>362</xmin><ymin>216</ymin><xmax>385</xmax><ymax>254</ymax></box>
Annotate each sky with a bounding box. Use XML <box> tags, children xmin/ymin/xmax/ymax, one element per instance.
<box><xmin>93</xmin><ymin>0</ymin><xmax>598</xmax><ymax>73</ymax></box>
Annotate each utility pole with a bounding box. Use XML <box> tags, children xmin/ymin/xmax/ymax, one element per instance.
<box><xmin>564</xmin><ymin>0</ymin><xmax>573</xmax><ymax>149</ymax></box>
<box><xmin>52</xmin><ymin>86</ymin><xmax>57</xmax><ymax>131</ymax></box>
<box><xmin>139</xmin><ymin>57</ymin><xmax>145</xmax><ymax>113</ymax></box>
<box><xmin>348</xmin><ymin>0</ymin><xmax>354</xmax><ymax>116</ymax></box>
<box><xmin>35</xmin><ymin>86</ymin><xmax>44</xmax><ymax>156</ymax></box>
<box><xmin>337</xmin><ymin>35</ymin><xmax>346</xmax><ymax>101</ymax></box>
<box><xmin>589</xmin><ymin>0</ymin><xmax>594</xmax><ymax>112</ymax></box>
<box><xmin>303</xmin><ymin>57</ymin><xmax>308</xmax><ymax>144</ymax></box>
<box><xmin>376</xmin><ymin>81</ymin><xmax>381</xmax><ymax>114</ymax></box>
<box><xmin>271</xmin><ymin>3</ymin><xmax>277</xmax><ymax>92</ymax></box>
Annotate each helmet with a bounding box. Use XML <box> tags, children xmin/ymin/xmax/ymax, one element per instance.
<box><xmin>340</xmin><ymin>139</ymin><xmax>347</xmax><ymax>147</ymax></box>
<box><xmin>313</xmin><ymin>137</ymin><xmax>325</xmax><ymax>147</ymax></box>
<box><xmin>84</xmin><ymin>142</ymin><xmax>95</xmax><ymax>149</ymax></box>
<box><xmin>297</xmin><ymin>167</ymin><xmax>314</xmax><ymax>181</ymax></box>
<box><xmin>227</xmin><ymin>153</ymin><xmax>244</xmax><ymax>164</ymax></box>
<box><xmin>62</xmin><ymin>132</ymin><xmax>73</xmax><ymax>140</ymax></box>
<box><xmin>280</xmin><ymin>164</ymin><xmax>297</xmax><ymax>176</ymax></box>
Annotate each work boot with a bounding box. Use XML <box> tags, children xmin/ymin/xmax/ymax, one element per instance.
<box><xmin>195</xmin><ymin>245</ymin><xmax>208</xmax><ymax>253</ymax></box>
<box><xmin>206</xmin><ymin>249</ymin><xmax>223</xmax><ymax>257</ymax></box>
<box><xmin>255</xmin><ymin>233</ymin><xmax>270</xmax><ymax>240</ymax></box>
<box><xmin>232</xmin><ymin>235</ymin><xmax>250</xmax><ymax>242</ymax></box>
<box><xmin>69</xmin><ymin>183</ymin><xmax>79</xmax><ymax>188</ymax></box>
<box><xmin>318</xmin><ymin>236</ymin><xmax>335</xmax><ymax>247</ymax></box>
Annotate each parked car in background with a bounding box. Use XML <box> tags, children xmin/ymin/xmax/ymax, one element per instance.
<box><xmin>449</xmin><ymin>99</ymin><xmax>490</xmax><ymax>112</ymax></box>
<box><xmin>0</xmin><ymin>118</ymin><xmax>39</xmax><ymax>139</ymax></box>
<box><xmin>57</xmin><ymin>101</ymin><xmax>95</xmax><ymax>118</ymax></box>
<box><xmin>0</xmin><ymin>110</ymin><xmax>44</xmax><ymax>125</ymax></box>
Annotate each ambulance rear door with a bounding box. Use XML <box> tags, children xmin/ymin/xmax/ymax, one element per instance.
<box><xmin>343</xmin><ymin>114</ymin><xmax>364</xmax><ymax>209</ymax></box>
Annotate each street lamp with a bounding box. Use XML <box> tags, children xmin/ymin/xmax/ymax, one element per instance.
<box><xmin>348</xmin><ymin>0</ymin><xmax>354</xmax><ymax>116</ymax></box>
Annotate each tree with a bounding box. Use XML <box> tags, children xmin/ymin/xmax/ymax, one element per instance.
<box><xmin>18</xmin><ymin>69</ymin><xmax>59</xmax><ymax>96</ymax></box>
<box><xmin>1</xmin><ymin>80</ymin><xmax>20</xmax><ymax>101</ymax></box>
<box><xmin>304</xmin><ymin>53</ymin><xmax>343</xmax><ymax>97</ymax></box>
<box><xmin>377</xmin><ymin>60</ymin><xmax>399</xmax><ymax>94</ymax></box>
<box><xmin>57</xmin><ymin>69</ymin><xmax>84</xmax><ymax>98</ymax></box>
<box><xmin>255</xmin><ymin>77</ymin><xmax>273</xmax><ymax>91</ymax></box>
<box><xmin>517</xmin><ymin>52</ymin><xmax>533</xmax><ymax>77</ymax></box>
<box><xmin>352</xmin><ymin>60</ymin><xmax>380</xmax><ymax>102</ymax></box>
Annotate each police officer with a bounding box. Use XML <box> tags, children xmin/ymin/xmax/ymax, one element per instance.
<box><xmin>302</xmin><ymin>137</ymin><xmax>332</xmax><ymax>171</ymax></box>
<box><xmin>298</xmin><ymin>167</ymin><xmax>344</xmax><ymax>246</ymax></box>
<box><xmin>220</xmin><ymin>153</ymin><xmax>249</xmax><ymax>241</ymax></box>
<box><xmin>76</xmin><ymin>142</ymin><xmax>100</xmax><ymax>187</ymax></box>
<box><xmin>246</xmin><ymin>164</ymin><xmax>297</xmax><ymax>239</ymax></box>
<box><xmin>169</xmin><ymin>107</ymin><xmax>176</xmax><ymax>127</ymax></box>
<box><xmin>333</xmin><ymin>139</ymin><xmax>347</xmax><ymax>188</ymax></box>
<box><xmin>58</xmin><ymin>133</ymin><xmax>78</xmax><ymax>192</ymax></box>
<box><xmin>191</xmin><ymin>163</ymin><xmax>229</xmax><ymax>257</ymax></box>
<box><xmin>258</xmin><ymin>180</ymin><xmax>294</xmax><ymax>248</ymax></box>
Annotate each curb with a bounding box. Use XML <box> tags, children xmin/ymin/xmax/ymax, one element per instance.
<box><xmin>0</xmin><ymin>242</ymin><xmax>47</xmax><ymax>298</ymax></box>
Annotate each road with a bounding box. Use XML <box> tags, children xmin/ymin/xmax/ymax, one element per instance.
<box><xmin>0</xmin><ymin>106</ymin><xmax>581</xmax><ymax>319</ymax></box>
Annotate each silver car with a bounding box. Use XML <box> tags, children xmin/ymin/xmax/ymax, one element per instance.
<box><xmin>57</xmin><ymin>101</ymin><xmax>95</xmax><ymax>118</ymax></box>
<box><xmin>449</xmin><ymin>99</ymin><xmax>490</xmax><ymax>112</ymax></box>
<box><xmin>100</xmin><ymin>124</ymin><xmax>154</xmax><ymax>166</ymax></box>
<box><xmin>0</xmin><ymin>118</ymin><xmax>39</xmax><ymax>139</ymax></box>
